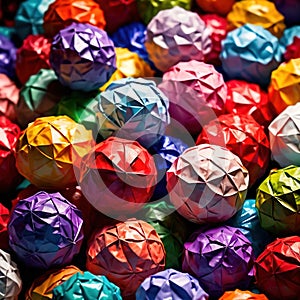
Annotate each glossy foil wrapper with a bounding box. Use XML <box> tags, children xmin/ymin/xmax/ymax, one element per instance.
<box><xmin>50</xmin><ymin>22</ymin><xmax>116</xmax><ymax>92</ymax></box>
<box><xmin>183</xmin><ymin>226</ymin><xmax>254</xmax><ymax>298</ymax></box>
<box><xmin>0</xmin><ymin>203</ymin><xmax>9</xmax><ymax>250</ymax></box>
<box><xmin>26</xmin><ymin>265</ymin><xmax>82</xmax><ymax>300</ymax></box>
<box><xmin>136</xmin><ymin>268</ymin><xmax>208</xmax><ymax>300</ymax></box>
<box><xmin>166</xmin><ymin>144</ymin><xmax>249</xmax><ymax>224</ymax></box>
<box><xmin>220</xmin><ymin>24</ymin><xmax>281</xmax><ymax>87</ymax></box>
<box><xmin>86</xmin><ymin>219</ymin><xmax>166</xmax><ymax>298</ymax></box>
<box><xmin>145</xmin><ymin>6</ymin><xmax>211</xmax><ymax>72</ymax></box>
<box><xmin>219</xmin><ymin>289</ymin><xmax>268</xmax><ymax>300</ymax></box>
<box><xmin>256</xmin><ymin>165</ymin><xmax>300</xmax><ymax>236</ymax></box>
<box><xmin>8</xmin><ymin>191</ymin><xmax>84</xmax><ymax>270</ymax></box>
<box><xmin>227</xmin><ymin>0</ymin><xmax>285</xmax><ymax>38</ymax></box>
<box><xmin>96</xmin><ymin>77</ymin><xmax>170</xmax><ymax>148</ymax></box>
<box><xmin>16</xmin><ymin>115</ymin><xmax>94</xmax><ymax>189</ymax></box>
<box><xmin>159</xmin><ymin>60</ymin><xmax>227</xmax><ymax>136</ymax></box>
<box><xmin>225</xmin><ymin>79</ymin><xmax>275</xmax><ymax>128</ymax></box>
<box><xmin>268</xmin><ymin>58</ymin><xmax>300</xmax><ymax>114</ymax></box>
<box><xmin>195</xmin><ymin>0</ymin><xmax>235</xmax><ymax>16</ymax></box>
<box><xmin>255</xmin><ymin>236</ymin><xmax>300</xmax><ymax>300</ymax></box>
<box><xmin>16</xmin><ymin>34</ymin><xmax>51</xmax><ymax>85</ymax></box>
<box><xmin>0</xmin><ymin>249</ymin><xmax>22</xmax><ymax>300</ymax></box>
<box><xmin>0</xmin><ymin>74</ymin><xmax>19</xmax><ymax>123</ymax></box>
<box><xmin>269</xmin><ymin>102</ymin><xmax>300</xmax><ymax>167</ymax></box>
<box><xmin>0</xmin><ymin>116</ymin><xmax>22</xmax><ymax>194</ymax></box>
<box><xmin>197</xmin><ymin>114</ymin><xmax>270</xmax><ymax>187</ymax></box>
<box><xmin>284</xmin><ymin>36</ymin><xmax>300</xmax><ymax>61</ymax></box>
<box><xmin>0</xmin><ymin>34</ymin><xmax>16</xmax><ymax>79</ymax></box>
<box><xmin>79</xmin><ymin>137</ymin><xmax>157</xmax><ymax>217</ymax></box>
<box><xmin>43</xmin><ymin>0</ymin><xmax>106</xmax><ymax>37</ymax></box>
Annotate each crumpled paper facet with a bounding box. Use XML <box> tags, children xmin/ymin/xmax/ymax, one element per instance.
<box><xmin>269</xmin><ymin>102</ymin><xmax>300</xmax><ymax>167</ymax></box>
<box><xmin>50</xmin><ymin>22</ymin><xmax>116</xmax><ymax>92</ymax></box>
<box><xmin>284</xmin><ymin>36</ymin><xmax>300</xmax><ymax>61</ymax></box>
<box><xmin>197</xmin><ymin>114</ymin><xmax>270</xmax><ymax>187</ymax></box>
<box><xmin>159</xmin><ymin>60</ymin><xmax>227</xmax><ymax>136</ymax></box>
<box><xmin>166</xmin><ymin>144</ymin><xmax>249</xmax><ymax>224</ymax></box>
<box><xmin>136</xmin><ymin>268</ymin><xmax>209</xmax><ymax>300</ymax></box>
<box><xmin>8</xmin><ymin>191</ymin><xmax>84</xmax><ymax>270</ymax></box>
<box><xmin>0</xmin><ymin>249</ymin><xmax>22</xmax><ymax>300</ymax></box>
<box><xmin>26</xmin><ymin>265</ymin><xmax>82</xmax><ymax>300</ymax></box>
<box><xmin>86</xmin><ymin>219</ymin><xmax>166</xmax><ymax>298</ymax></box>
<box><xmin>254</xmin><ymin>236</ymin><xmax>300</xmax><ymax>300</ymax></box>
<box><xmin>16</xmin><ymin>34</ymin><xmax>51</xmax><ymax>85</ymax></box>
<box><xmin>279</xmin><ymin>25</ymin><xmax>300</xmax><ymax>59</ymax></box>
<box><xmin>256</xmin><ymin>165</ymin><xmax>300</xmax><ymax>236</ymax></box>
<box><xmin>96</xmin><ymin>77</ymin><xmax>170</xmax><ymax>148</ymax></box>
<box><xmin>182</xmin><ymin>226</ymin><xmax>255</xmax><ymax>299</ymax></box>
<box><xmin>79</xmin><ymin>136</ymin><xmax>157</xmax><ymax>217</ymax></box>
<box><xmin>16</xmin><ymin>115</ymin><xmax>94</xmax><ymax>189</ymax></box>
<box><xmin>220</xmin><ymin>24</ymin><xmax>281</xmax><ymax>87</ymax></box>
<box><xmin>0</xmin><ymin>34</ymin><xmax>16</xmax><ymax>79</ymax></box>
<box><xmin>43</xmin><ymin>0</ymin><xmax>106</xmax><ymax>37</ymax></box>
<box><xmin>268</xmin><ymin>58</ymin><xmax>300</xmax><ymax>114</ymax></box>
<box><xmin>219</xmin><ymin>289</ymin><xmax>268</xmax><ymax>300</ymax></box>
<box><xmin>145</xmin><ymin>6</ymin><xmax>212</xmax><ymax>72</ymax></box>
<box><xmin>0</xmin><ymin>203</ymin><xmax>9</xmax><ymax>250</ymax></box>
<box><xmin>227</xmin><ymin>0</ymin><xmax>286</xmax><ymax>38</ymax></box>
<box><xmin>195</xmin><ymin>0</ymin><xmax>235</xmax><ymax>16</ymax></box>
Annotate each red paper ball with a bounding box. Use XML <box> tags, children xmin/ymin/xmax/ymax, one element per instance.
<box><xmin>225</xmin><ymin>80</ymin><xmax>276</xmax><ymax>128</ymax></box>
<box><xmin>0</xmin><ymin>203</ymin><xmax>9</xmax><ymax>250</ymax></box>
<box><xmin>196</xmin><ymin>114</ymin><xmax>270</xmax><ymax>187</ymax></box>
<box><xmin>284</xmin><ymin>36</ymin><xmax>300</xmax><ymax>61</ymax></box>
<box><xmin>255</xmin><ymin>236</ymin><xmax>300</xmax><ymax>300</ymax></box>
<box><xmin>16</xmin><ymin>34</ymin><xmax>51</xmax><ymax>85</ymax></box>
<box><xmin>195</xmin><ymin>0</ymin><xmax>235</xmax><ymax>16</ymax></box>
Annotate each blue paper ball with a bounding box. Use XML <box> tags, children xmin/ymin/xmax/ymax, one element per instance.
<box><xmin>220</xmin><ymin>23</ymin><xmax>281</xmax><ymax>87</ymax></box>
<box><xmin>0</xmin><ymin>34</ymin><xmax>16</xmax><ymax>79</ymax></box>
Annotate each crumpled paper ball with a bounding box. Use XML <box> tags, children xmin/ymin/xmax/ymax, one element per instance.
<box><xmin>52</xmin><ymin>272</ymin><xmax>122</xmax><ymax>300</ymax></box>
<box><xmin>79</xmin><ymin>136</ymin><xmax>157</xmax><ymax>218</ymax></box>
<box><xmin>26</xmin><ymin>265</ymin><xmax>82</xmax><ymax>300</ymax></box>
<box><xmin>279</xmin><ymin>26</ymin><xmax>300</xmax><ymax>59</ymax></box>
<box><xmin>145</xmin><ymin>6</ymin><xmax>211</xmax><ymax>72</ymax></box>
<box><xmin>137</xmin><ymin>0</ymin><xmax>192</xmax><ymax>25</ymax></box>
<box><xmin>15</xmin><ymin>68</ymin><xmax>67</xmax><ymax>128</ymax></box>
<box><xmin>272</xmin><ymin>0</ymin><xmax>300</xmax><ymax>26</ymax></box>
<box><xmin>195</xmin><ymin>0</ymin><xmax>235</xmax><ymax>16</ymax></box>
<box><xmin>0</xmin><ymin>74</ymin><xmax>19</xmax><ymax>123</ymax></box>
<box><xmin>254</xmin><ymin>236</ymin><xmax>300</xmax><ymax>300</ymax></box>
<box><xmin>0</xmin><ymin>249</ymin><xmax>22</xmax><ymax>300</ymax></box>
<box><xmin>197</xmin><ymin>114</ymin><xmax>270</xmax><ymax>187</ymax></box>
<box><xmin>137</xmin><ymin>200</ymin><xmax>189</xmax><ymax>270</ymax></box>
<box><xmin>269</xmin><ymin>102</ymin><xmax>300</xmax><ymax>167</ymax></box>
<box><xmin>14</xmin><ymin>0</ymin><xmax>54</xmax><ymax>41</ymax></box>
<box><xmin>201</xmin><ymin>14</ymin><xmax>228</xmax><ymax>65</ymax></box>
<box><xmin>227</xmin><ymin>0</ymin><xmax>285</xmax><ymax>38</ymax></box>
<box><xmin>96</xmin><ymin>77</ymin><xmax>170</xmax><ymax>148</ymax></box>
<box><xmin>225</xmin><ymin>79</ymin><xmax>275</xmax><ymax>128</ymax></box>
<box><xmin>100</xmin><ymin>47</ymin><xmax>155</xmax><ymax>91</ymax></box>
<box><xmin>166</xmin><ymin>144</ymin><xmax>249</xmax><ymax>224</ymax></box>
<box><xmin>0</xmin><ymin>203</ymin><xmax>9</xmax><ymax>250</ymax></box>
<box><xmin>220</xmin><ymin>24</ymin><xmax>281</xmax><ymax>87</ymax></box>
<box><xmin>0</xmin><ymin>116</ymin><xmax>22</xmax><ymax>194</ymax></box>
<box><xmin>284</xmin><ymin>36</ymin><xmax>300</xmax><ymax>61</ymax></box>
<box><xmin>50</xmin><ymin>22</ymin><xmax>116</xmax><ymax>92</ymax></box>
<box><xmin>219</xmin><ymin>289</ymin><xmax>268</xmax><ymax>300</ymax></box>
<box><xmin>256</xmin><ymin>165</ymin><xmax>300</xmax><ymax>236</ymax></box>
<box><xmin>43</xmin><ymin>0</ymin><xmax>106</xmax><ymax>37</ymax></box>
<box><xmin>226</xmin><ymin>199</ymin><xmax>274</xmax><ymax>258</ymax></box>
<box><xmin>16</xmin><ymin>115</ymin><xmax>94</xmax><ymax>189</ymax></box>
<box><xmin>86</xmin><ymin>219</ymin><xmax>166</xmax><ymax>298</ymax></box>
<box><xmin>268</xmin><ymin>58</ymin><xmax>300</xmax><ymax>114</ymax></box>
<box><xmin>182</xmin><ymin>226</ymin><xmax>255</xmax><ymax>299</ymax></box>
<box><xmin>8</xmin><ymin>191</ymin><xmax>84</xmax><ymax>270</ymax></box>
<box><xmin>136</xmin><ymin>268</ymin><xmax>209</xmax><ymax>300</ymax></box>
<box><xmin>159</xmin><ymin>60</ymin><xmax>227</xmax><ymax>136</ymax></box>
<box><xmin>16</xmin><ymin>34</ymin><xmax>51</xmax><ymax>85</ymax></box>
<box><xmin>94</xmin><ymin>0</ymin><xmax>139</xmax><ymax>33</ymax></box>
<box><xmin>0</xmin><ymin>34</ymin><xmax>16</xmax><ymax>79</ymax></box>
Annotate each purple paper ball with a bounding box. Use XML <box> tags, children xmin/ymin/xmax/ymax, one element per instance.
<box><xmin>50</xmin><ymin>22</ymin><xmax>116</xmax><ymax>92</ymax></box>
<box><xmin>8</xmin><ymin>191</ymin><xmax>84</xmax><ymax>270</ymax></box>
<box><xmin>182</xmin><ymin>225</ymin><xmax>255</xmax><ymax>298</ymax></box>
<box><xmin>0</xmin><ymin>34</ymin><xmax>16</xmax><ymax>79</ymax></box>
<box><xmin>136</xmin><ymin>268</ymin><xmax>208</xmax><ymax>300</ymax></box>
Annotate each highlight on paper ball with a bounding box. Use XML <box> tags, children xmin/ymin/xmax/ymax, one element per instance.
<box><xmin>219</xmin><ymin>289</ymin><xmax>268</xmax><ymax>300</ymax></box>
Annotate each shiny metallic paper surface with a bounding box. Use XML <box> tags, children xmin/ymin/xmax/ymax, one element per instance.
<box><xmin>8</xmin><ymin>191</ymin><xmax>84</xmax><ymax>270</ymax></box>
<box><xmin>50</xmin><ymin>22</ymin><xmax>116</xmax><ymax>92</ymax></box>
<box><xmin>219</xmin><ymin>289</ymin><xmax>268</xmax><ymax>300</ymax></box>
<box><xmin>145</xmin><ymin>6</ymin><xmax>211</xmax><ymax>72</ymax></box>
<box><xmin>167</xmin><ymin>144</ymin><xmax>249</xmax><ymax>224</ymax></box>
<box><xmin>136</xmin><ymin>268</ymin><xmax>208</xmax><ymax>300</ymax></box>
<box><xmin>86</xmin><ymin>219</ymin><xmax>166</xmax><ymax>298</ymax></box>
<box><xmin>182</xmin><ymin>226</ymin><xmax>255</xmax><ymax>298</ymax></box>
